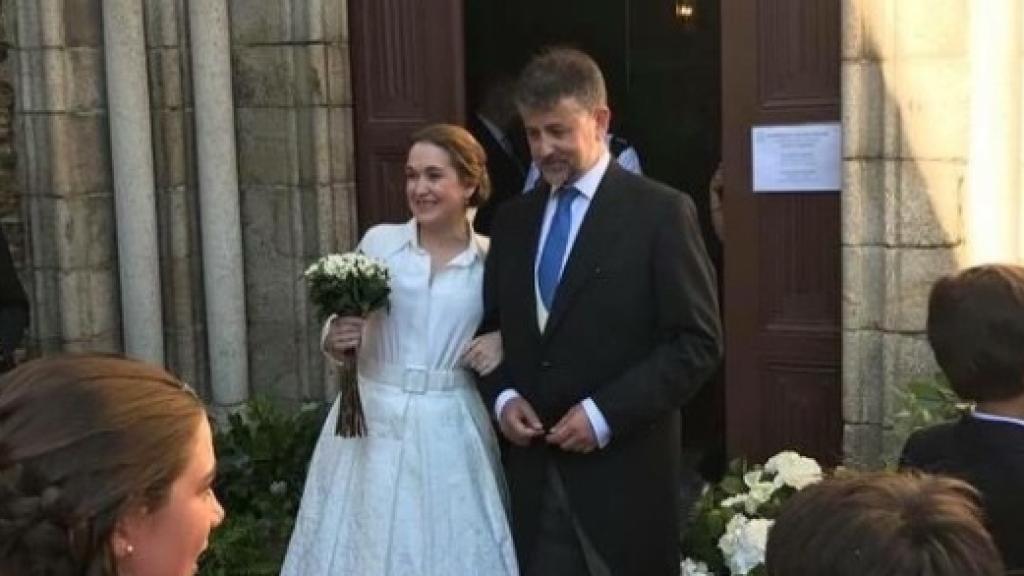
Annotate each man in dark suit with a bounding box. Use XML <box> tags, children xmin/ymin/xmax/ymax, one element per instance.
<box><xmin>900</xmin><ymin>264</ymin><xmax>1024</xmax><ymax>573</ymax></box>
<box><xmin>480</xmin><ymin>48</ymin><xmax>722</xmax><ymax>576</ymax></box>
<box><xmin>469</xmin><ymin>76</ymin><xmax>527</xmax><ymax>235</ymax></box>
<box><xmin>0</xmin><ymin>226</ymin><xmax>29</xmax><ymax>372</ymax></box>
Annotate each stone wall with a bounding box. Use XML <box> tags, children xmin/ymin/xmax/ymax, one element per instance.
<box><xmin>11</xmin><ymin>0</ymin><xmax>121</xmax><ymax>355</ymax></box>
<box><xmin>0</xmin><ymin>0</ymin><xmax>24</xmax><ymax>266</ymax></box>
<box><xmin>842</xmin><ymin>0</ymin><xmax>967</xmax><ymax>466</ymax></box>
<box><xmin>8</xmin><ymin>0</ymin><xmax>357</xmax><ymax>403</ymax></box>
<box><xmin>229</xmin><ymin>0</ymin><xmax>358</xmax><ymax>401</ymax></box>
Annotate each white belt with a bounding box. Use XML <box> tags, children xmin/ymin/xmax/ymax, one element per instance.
<box><xmin>358</xmin><ymin>358</ymin><xmax>473</xmax><ymax>394</ymax></box>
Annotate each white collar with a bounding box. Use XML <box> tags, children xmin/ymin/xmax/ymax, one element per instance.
<box><xmin>562</xmin><ymin>150</ymin><xmax>611</xmax><ymax>202</ymax></box>
<box><xmin>970</xmin><ymin>410</ymin><xmax>1024</xmax><ymax>429</ymax></box>
<box><xmin>401</xmin><ymin>218</ymin><xmax>486</xmax><ymax>267</ymax></box>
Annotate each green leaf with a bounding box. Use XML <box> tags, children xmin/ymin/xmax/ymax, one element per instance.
<box><xmin>199</xmin><ymin>398</ymin><xmax>329</xmax><ymax>575</ymax></box>
<box><xmin>720</xmin><ymin>476</ymin><xmax>745</xmax><ymax>496</ymax></box>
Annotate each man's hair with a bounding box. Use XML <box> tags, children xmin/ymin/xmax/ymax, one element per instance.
<box><xmin>927</xmin><ymin>263</ymin><xmax>1024</xmax><ymax>401</ymax></box>
<box><xmin>766</xmin><ymin>472</ymin><xmax>1004</xmax><ymax>576</ymax></box>
<box><xmin>0</xmin><ymin>355</ymin><xmax>206</xmax><ymax>575</ymax></box>
<box><xmin>514</xmin><ymin>47</ymin><xmax>607</xmax><ymax>113</ymax></box>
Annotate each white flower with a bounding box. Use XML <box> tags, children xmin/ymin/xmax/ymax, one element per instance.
<box><xmin>680</xmin><ymin>557</ymin><xmax>714</xmax><ymax>576</ymax></box>
<box><xmin>718</xmin><ymin>514</ymin><xmax>773</xmax><ymax>575</ymax></box>
<box><xmin>305</xmin><ymin>252</ymin><xmax>388</xmax><ymax>283</ymax></box>
<box><xmin>720</xmin><ymin>470</ymin><xmax>779</xmax><ymax>514</ymax></box>
<box><xmin>765</xmin><ymin>451</ymin><xmax>822</xmax><ymax>490</ymax></box>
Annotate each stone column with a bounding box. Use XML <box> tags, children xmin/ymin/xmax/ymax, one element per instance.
<box><xmin>965</xmin><ymin>0</ymin><xmax>1022</xmax><ymax>263</ymax></box>
<box><xmin>189</xmin><ymin>0</ymin><xmax>249</xmax><ymax>407</ymax></box>
<box><xmin>102</xmin><ymin>0</ymin><xmax>165</xmax><ymax>364</ymax></box>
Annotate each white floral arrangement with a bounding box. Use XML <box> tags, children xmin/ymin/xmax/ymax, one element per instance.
<box><xmin>680</xmin><ymin>451</ymin><xmax>824</xmax><ymax>575</ymax></box>
<box><xmin>304</xmin><ymin>252</ymin><xmax>391</xmax><ymax>321</ymax></box>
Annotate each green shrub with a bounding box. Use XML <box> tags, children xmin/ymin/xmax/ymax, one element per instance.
<box><xmin>199</xmin><ymin>398</ymin><xmax>328</xmax><ymax>576</ymax></box>
<box><xmin>894</xmin><ymin>373</ymin><xmax>965</xmax><ymax>430</ymax></box>
<box><xmin>887</xmin><ymin>373</ymin><xmax>970</xmax><ymax>468</ymax></box>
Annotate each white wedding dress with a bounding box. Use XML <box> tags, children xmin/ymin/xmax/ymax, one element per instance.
<box><xmin>281</xmin><ymin>221</ymin><xmax>518</xmax><ymax>576</ymax></box>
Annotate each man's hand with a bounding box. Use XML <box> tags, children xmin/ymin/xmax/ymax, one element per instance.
<box><xmin>498</xmin><ymin>396</ymin><xmax>545</xmax><ymax>447</ymax></box>
<box><xmin>546</xmin><ymin>404</ymin><xmax>598</xmax><ymax>453</ymax></box>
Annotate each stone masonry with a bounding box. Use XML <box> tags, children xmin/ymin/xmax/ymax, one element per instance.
<box><xmin>842</xmin><ymin>0</ymin><xmax>967</xmax><ymax>466</ymax></box>
<box><xmin>8</xmin><ymin>0</ymin><xmax>357</xmax><ymax>404</ymax></box>
<box><xmin>0</xmin><ymin>0</ymin><xmax>24</xmax><ymax>270</ymax></box>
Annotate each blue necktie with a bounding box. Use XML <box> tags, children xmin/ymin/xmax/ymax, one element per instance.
<box><xmin>537</xmin><ymin>186</ymin><xmax>579</xmax><ymax>310</ymax></box>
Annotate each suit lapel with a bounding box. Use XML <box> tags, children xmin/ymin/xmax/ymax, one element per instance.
<box><xmin>543</xmin><ymin>165</ymin><xmax>628</xmax><ymax>341</ymax></box>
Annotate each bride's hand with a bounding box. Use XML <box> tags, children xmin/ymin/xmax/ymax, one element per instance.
<box><xmin>461</xmin><ymin>331</ymin><xmax>503</xmax><ymax>376</ymax></box>
<box><xmin>326</xmin><ymin>316</ymin><xmax>365</xmax><ymax>358</ymax></box>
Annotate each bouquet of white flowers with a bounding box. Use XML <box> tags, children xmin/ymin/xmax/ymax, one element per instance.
<box><xmin>305</xmin><ymin>252</ymin><xmax>390</xmax><ymax>437</ymax></box>
<box><xmin>681</xmin><ymin>451</ymin><xmax>824</xmax><ymax>575</ymax></box>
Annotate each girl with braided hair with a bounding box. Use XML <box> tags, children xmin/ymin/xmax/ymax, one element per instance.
<box><xmin>0</xmin><ymin>355</ymin><xmax>225</xmax><ymax>575</ymax></box>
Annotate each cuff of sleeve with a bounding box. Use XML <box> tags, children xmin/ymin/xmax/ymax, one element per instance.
<box><xmin>581</xmin><ymin>398</ymin><xmax>612</xmax><ymax>449</ymax></box>
<box><xmin>495</xmin><ymin>389</ymin><xmax>521</xmax><ymax>421</ymax></box>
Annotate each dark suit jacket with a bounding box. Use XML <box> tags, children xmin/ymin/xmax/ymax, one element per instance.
<box><xmin>468</xmin><ymin>114</ymin><xmax>525</xmax><ymax>236</ymax></box>
<box><xmin>0</xmin><ymin>227</ymin><xmax>28</xmax><ymax>364</ymax></box>
<box><xmin>900</xmin><ymin>415</ymin><xmax>1024</xmax><ymax>571</ymax></box>
<box><xmin>481</xmin><ymin>163</ymin><xmax>723</xmax><ymax>575</ymax></box>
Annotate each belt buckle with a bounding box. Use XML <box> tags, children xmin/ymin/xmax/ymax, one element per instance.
<box><xmin>403</xmin><ymin>367</ymin><xmax>428</xmax><ymax>394</ymax></box>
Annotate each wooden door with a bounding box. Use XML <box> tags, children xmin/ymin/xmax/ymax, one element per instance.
<box><xmin>348</xmin><ymin>0</ymin><xmax>466</xmax><ymax>231</ymax></box>
<box><xmin>721</xmin><ymin>0</ymin><xmax>842</xmax><ymax>464</ymax></box>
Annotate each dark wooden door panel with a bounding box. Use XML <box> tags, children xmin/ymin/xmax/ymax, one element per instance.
<box><xmin>348</xmin><ymin>0</ymin><xmax>466</xmax><ymax>232</ymax></box>
<box><xmin>723</xmin><ymin>0</ymin><xmax>842</xmax><ymax>465</ymax></box>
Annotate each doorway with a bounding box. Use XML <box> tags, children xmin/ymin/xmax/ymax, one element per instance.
<box><xmin>464</xmin><ymin>1</ymin><xmax>723</xmax><ymax>238</ymax></box>
<box><xmin>346</xmin><ymin>0</ymin><xmax>843</xmax><ymax>466</ymax></box>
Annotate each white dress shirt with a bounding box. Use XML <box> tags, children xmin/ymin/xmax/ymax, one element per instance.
<box><xmin>496</xmin><ymin>151</ymin><xmax>614</xmax><ymax>448</ymax></box>
<box><xmin>320</xmin><ymin>219</ymin><xmax>488</xmax><ymax>369</ymax></box>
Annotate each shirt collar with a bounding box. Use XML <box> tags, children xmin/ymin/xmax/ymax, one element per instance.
<box><xmin>402</xmin><ymin>218</ymin><xmax>484</xmax><ymax>267</ymax></box>
<box><xmin>564</xmin><ymin>150</ymin><xmax>612</xmax><ymax>201</ymax></box>
<box><xmin>970</xmin><ymin>409</ymin><xmax>1024</xmax><ymax>429</ymax></box>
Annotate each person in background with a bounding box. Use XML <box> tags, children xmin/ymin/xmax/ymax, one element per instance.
<box><xmin>470</xmin><ymin>76</ymin><xmax>527</xmax><ymax>236</ymax></box>
<box><xmin>900</xmin><ymin>263</ymin><xmax>1024</xmax><ymax>572</ymax></box>
<box><xmin>708</xmin><ymin>161</ymin><xmax>724</xmax><ymax>242</ymax></box>
<box><xmin>0</xmin><ymin>354</ymin><xmax>225</xmax><ymax>576</ymax></box>
<box><xmin>0</xmin><ymin>227</ymin><xmax>28</xmax><ymax>373</ymax></box>
<box><xmin>766</xmin><ymin>472</ymin><xmax>1005</xmax><ymax>576</ymax></box>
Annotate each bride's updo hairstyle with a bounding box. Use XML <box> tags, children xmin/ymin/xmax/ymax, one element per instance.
<box><xmin>0</xmin><ymin>355</ymin><xmax>205</xmax><ymax>575</ymax></box>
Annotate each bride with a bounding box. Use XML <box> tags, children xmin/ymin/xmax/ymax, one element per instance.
<box><xmin>281</xmin><ymin>124</ymin><xmax>518</xmax><ymax>576</ymax></box>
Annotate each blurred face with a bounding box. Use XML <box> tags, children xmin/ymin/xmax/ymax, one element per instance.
<box><xmin>520</xmin><ymin>96</ymin><xmax>609</xmax><ymax>189</ymax></box>
<box><xmin>405</xmin><ymin>141</ymin><xmax>475</xmax><ymax>232</ymax></box>
<box><xmin>115</xmin><ymin>418</ymin><xmax>225</xmax><ymax>576</ymax></box>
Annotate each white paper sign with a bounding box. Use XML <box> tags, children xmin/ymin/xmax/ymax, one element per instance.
<box><xmin>752</xmin><ymin>123</ymin><xmax>841</xmax><ymax>192</ymax></box>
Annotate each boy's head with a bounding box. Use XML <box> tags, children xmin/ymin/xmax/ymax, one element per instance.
<box><xmin>928</xmin><ymin>264</ymin><xmax>1024</xmax><ymax>402</ymax></box>
<box><xmin>766</xmin><ymin>472</ymin><xmax>1004</xmax><ymax>576</ymax></box>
